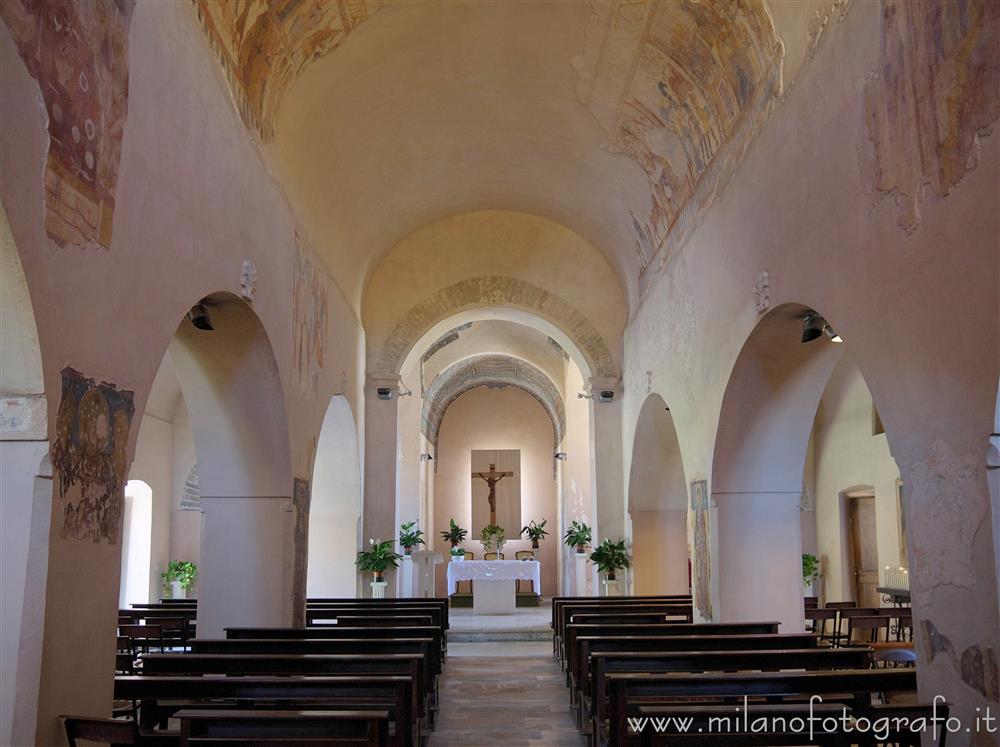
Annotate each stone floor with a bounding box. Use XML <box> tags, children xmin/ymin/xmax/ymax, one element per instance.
<box><xmin>430</xmin><ymin>641</ymin><xmax>584</xmax><ymax>746</ymax></box>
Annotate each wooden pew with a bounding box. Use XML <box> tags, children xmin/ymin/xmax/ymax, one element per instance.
<box><xmin>226</xmin><ymin>626</ymin><xmax>446</xmax><ymax>657</ymax></box>
<box><xmin>587</xmin><ymin>648</ymin><xmax>873</xmax><ymax>740</ymax></box>
<box><xmin>115</xmin><ymin>675</ymin><xmax>416</xmax><ymax>747</ymax></box>
<box><xmin>556</xmin><ymin>604</ymin><xmax>694</xmax><ymax>657</ymax></box>
<box><xmin>305</xmin><ymin>614</ymin><xmax>434</xmax><ymax>628</ymax></box>
<box><xmin>139</xmin><ymin>653</ymin><xmax>428</xmax><ymax>735</ymax></box>
<box><xmin>176</xmin><ymin>708</ymin><xmax>390</xmax><ymax>746</ymax></box>
<box><xmin>602</xmin><ymin>668</ymin><xmax>918</xmax><ymax>747</ymax></box>
<box><xmin>551</xmin><ymin>597</ymin><xmax>692</xmax><ymax>651</ymax></box>
<box><xmin>563</xmin><ymin>622</ymin><xmax>780</xmax><ymax>685</ymax></box>
<box><xmin>307</xmin><ymin>606</ymin><xmax>444</xmax><ymax>630</ymax></box>
<box><xmin>308</xmin><ymin>599</ymin><xmax>449</xmax><ymax>630</ymax></box>
<box><xmin>574</xmin><ymin>633</ymin><xmax>821</xmax><ymax>710</ymax></box>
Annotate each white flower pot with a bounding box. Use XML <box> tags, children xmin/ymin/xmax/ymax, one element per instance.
<box><xmin>171</xmin><ymin>581</ymin><xmax>186</xmax><ymax>600</ymax></box>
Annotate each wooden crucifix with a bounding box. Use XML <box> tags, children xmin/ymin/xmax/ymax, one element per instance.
<box><xmin>473</xmin><ymin>463</ymin><xmax>514</xmax><ymax>525</ymax></box>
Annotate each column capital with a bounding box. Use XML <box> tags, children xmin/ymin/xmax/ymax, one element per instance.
<box><xmin>588</xmin><ymin>376</ymin><xmax>622</xmax><ymax>398</ymax></box>
<box><xmin>366</xmin><ymin>373</ymin><xmax>401</xmax><ymax>392</ymax></box>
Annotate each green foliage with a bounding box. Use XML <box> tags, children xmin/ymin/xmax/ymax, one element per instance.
<box><xmin>589</xmin><ymin>538</ymin><xmax>630</xmax><ymax>574</ymax></box>
<box><xmin>440</xmin><ymin>518</ymin><xmax>468</xmax><ymax>546</ymax></box>
<box><xmin>398</xmin><ymin>521</ymin><xmax>425</xmax><ymax>549</ymax></box>
<box><xmin>161</xmin><ymin>560</ymin><xmax>198</xmax><ymax>592</ymax></box>
<box><xmin>356</xmin><ymin>539</ymin><xmax>403</xmax><ymax>573</ymax></box>
<box><xmin>802</xmin><ymin>553</ymin><xmax>821</xmax><ymax>586</ymax></box>
<box><xmin>520</xmin><ymin>519</ymin><xmax>549</xmax><ymax>542</ymax></box>
<box><xmin>449</xmin><ymin>546</ymin><xmax>466</xmax><ymax>557</ymax></box>
<box><xmin>562</xmin><ymin>520</ymin><xmax>592</xmax><ymax>549</ymax></box>
<box><xmin>480</xmin><ymin>524</ymin><xmax>505</xmax><ymax>552</ymax></box>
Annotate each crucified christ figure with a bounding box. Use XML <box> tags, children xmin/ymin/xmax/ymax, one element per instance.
<box><xmin>473</xmin><ymin>463</ymin><xmax>514</xmax><ymax>525</ymax></box>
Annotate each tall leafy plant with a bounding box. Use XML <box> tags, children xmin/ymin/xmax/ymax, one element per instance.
<box><xmin>440</xmin><ymin>518</ymin><xmax>468</xmax><ymax>547</ymax></box>
<box><xmin>589</xmin><ymin>538</ymin><xmax>630</xmax><ymax>580</ymax></box>
<box><xmin>161</xmin><ymin>560</ymin><xmax>198</xmax><ymax>596</ymax></box>
<box><xmin>356</xmin><ymin>539</ymin><xmax>403</xmax><ymax>580</ymax></box>
<box><xmin>520</xmin><ymin>519</ymin><xmax>549</xmax><ymax>548</ymax></box>
<box><xmin>398</xmin><ymin>521</ymin><xmax>425</xmax><ymax>554</ymax></box>
<box><xmin>562</xmin><ymin>520</ymin><xmax>592</xmax><ymax>553</ymax></box>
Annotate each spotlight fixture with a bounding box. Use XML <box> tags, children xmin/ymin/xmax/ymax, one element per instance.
<box><xmin>577</xmin><ymin>392</ymin><xmax>594</xmax><ymax>400</ymax></box>
<box><xmin>598</xmin><ymin>390</ymin><xmax>615</xmax><ymax>403</ymax></box>
<box><xmin>376</xmin><ymin>387</ymin><xmax>393</xmax><ymax>400</ymax></box>
<box><xmin>801</xmin><ymin>312</ymin><xmax>824</xmax><ymax>343</ymax></box>
<box><xmin>419</xmin><ymin>453</ymin><xmax>433</xmax><ymax>462</ymax></box>
<box><xmin>554</xmin><ymin>452</ymin><xmax>568</xmax><ymax>461</ymax></box>
<box><xmin>824</xmin><ymin>324</ymin><xmax>843</xmax><ymax>343</ymax></box>
<box><xmin>187</xmin><ymin>302</ymin><xmax>213</xmax><ymax>331</ymax></box>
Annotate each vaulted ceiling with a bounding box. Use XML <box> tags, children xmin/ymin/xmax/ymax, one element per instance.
<box><xmin>192</xmin><ymin>0</ymin><xmax>843</xmax><ymax>311</ymax></box>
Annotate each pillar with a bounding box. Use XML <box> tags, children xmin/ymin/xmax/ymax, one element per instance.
<box><xmin>590</xmin><ymin>377</ymin><xmax>625</xmax><ymax>543</ymax></box>
<box><xmin>362</xmin><ymin>374</ymin><xmax>401</xmax><ymax>596</ymax></box>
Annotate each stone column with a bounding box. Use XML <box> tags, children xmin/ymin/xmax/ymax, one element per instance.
<box><xmin>196</xmin><ymin>495</ymin><xmax>294</xmax><ymax>638</ymax></box>
<box><xmin>590</xmin><ymin>377</ymin><xmax>625</xmax><ymax>543</ymax></box>
<box><xmin>362</xmin><ymin>374</ymin><xmax>401</xmax><ymax>596</ymax></box>
<box><xmin>715</xmin><ymin>491</ymin><xmax>804</xmax><ymax>633</ymax></box>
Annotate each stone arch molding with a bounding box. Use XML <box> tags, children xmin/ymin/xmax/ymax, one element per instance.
<box><xmin>374</xmin><ymin>276</ymin><xmax>617</xmax><ymax>379</ymax></box>
<box><xmin>422</xmin><ymin>355</ymin><xmax>566</xmax><ymax>452</ymax></box>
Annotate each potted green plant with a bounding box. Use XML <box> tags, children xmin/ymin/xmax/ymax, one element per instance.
<box><xmin>563</xmin><ymin>520</ymin><xmax>592</xmax><ymax>554</ymax></box>
<box><xmin>356</xmin><ymin>538</ymin><xmax>403</xmax><ymax>582</ymax></box>
<box><xmin>521</xmin><ymin>518</ymin><xmax>549</xmax><ymax>549</ymax></box>
<box><xmin>440</xmin><ymin>518</ymin><xmax>468</xmax><ymax>548</ymax></box>
<box><xmin>589</xmin><ymin>538</ymin><xmax>630</xmax><ymax>581</ymax></box>
<box><xmin>480</xmin><ymin>524</ymin><xmax>505</xmax><ymax>555</ymax></box>
<box><xmin>398</xmin><ymin>521</ymin><xmax>425</xmax><ymax>556</ymax></box>
<box><xmin>449</xmin><ymin>546</ymin><xmax>466</xmax><ymax>561</ymax></box>
<box><xmin>802</xmin><ymin>553</ymin><xmax>821</xmax><ymax>595</ymax></box>
<box><xmin>161</xmin><ymin>560</ymin><xmax>198</xmax><ymax>599</ymax></box>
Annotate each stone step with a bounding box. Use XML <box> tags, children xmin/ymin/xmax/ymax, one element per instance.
<box><xmin>448</xmin><ymin>627</ymin><xmax>553</xmax><ymax>642</ymax></box>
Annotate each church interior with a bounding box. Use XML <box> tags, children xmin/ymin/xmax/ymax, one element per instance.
<box><xmin>1</xmin><ymin>0</ymin><xmax>998</xmax><ymax>745</ymax></box>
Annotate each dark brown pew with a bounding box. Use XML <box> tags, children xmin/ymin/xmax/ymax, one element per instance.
<box><xmin>115</xmin><ymin>675</ymin><xmax>416</xmax><ymax>747</ymax></box>
<box><xmin>225</xmin><ymin>626</ymin><xmax>446</xmax><ymax>657</ymax></box>
<box><xmin>306</xmin><ymin>614</ymin><xmax>434</xmax><ymax>628</ymax></box>
<box><xmin>139</xmin><ymin>653</ymin><xmax>428</xmax><ymax>732</ymax></box>
<box><xmin>556</xmin><ymin>604</ymin><xmax>694</xmax><ymax>656</ymax></box>
<box><xmin>307</xmin><ymin>606</ymin><xmax>444</xmax><ymax>630</ymax></box>
<box><xmin>564</xmin><ymin>622</ymin><xmax>780</xmax><ymax>685</ymax></box>
<box><xmin>603</xmin><ymin>668</ymin><xmax>918</xmax><ymax>747</ymax></box>
<box><xmin>588</xmin><ymin>648</ymin><xmax>873</xmax><ymax>741</ymax></box>
<box><xmin>177</xmin><ymin>708</ymin><xmax>389</xmax><ymax>746</ymax></box>
<box><xmin>551</xmin><ymin>597</ymin><xmax>692</xmax><ymax>652</ymax></box>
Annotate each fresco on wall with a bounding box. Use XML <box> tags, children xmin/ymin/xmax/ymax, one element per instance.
<box><xmin>180</xmin><ymin>464</ymin><xmax>201</xmax><ymax>511</ymax></box>
<box><xmin>292</xmin><ymin>477</ymin><xmax>311</xmax><ymax>627</ymax></box>
<box><xmin>690</xmin><ymin>479</ymin><xmax>712</xmax><ymax>620</ymax></box>
<box><xmin>292</xmin><ymin>231</ymin><xmax>329</xmax><ymax>398</ymax></box>
<box><xmin>862</xmin><ymin>0</ymin><xmax>999</xmax><ymax>232</ymax></box>
<box><xmin>0</xmin><ymin>0</ymin><xmax>135</xmax><ymax>250</ymax></box>
<box><xmin>192</xmin><ymin>0</ymin><xmax>389</xmax><ymax>140</ymax></box>
<box><xmin>573</xmin><ymin>0</ymin><xmax>782</xmax><ymax>284</ymax></box>
<box><xmin>51</xmin><ymin>367</ymin><xmax>135</xmax><ymax>543</ymax></box>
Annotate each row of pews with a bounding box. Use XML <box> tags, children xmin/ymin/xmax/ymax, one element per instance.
<box><xmin>65</xmin><ymin>597</ymin><xmax>450</xmax><ymax>746</ymax></box>
<box><xmin>551</xmin><ymin>595</ymin><xmax>947</xmax><ymax>747</ymax></box>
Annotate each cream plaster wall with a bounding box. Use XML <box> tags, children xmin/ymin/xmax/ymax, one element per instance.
<box><xmin>812</xmin><ymin>356</ymin><xmax>902</xmax><ymax>603</ymax></box>
<box><xmin>432</xmin><ymin>387</ymin><xmax>559</xmax><ymax>596</ymax></box>
<box><xmin>561</xmin><ymin>359</ymin><xmax>595</xmax><ymax>595</ymax></box>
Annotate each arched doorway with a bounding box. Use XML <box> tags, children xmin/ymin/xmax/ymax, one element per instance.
<box><xmin>0</xmin><ymin>200</ymin><xmax>49</xmax><ymax>747</ymax></box>
<box><xmin>118</xmin><ymin>480</ymin><xmax>153</xmax><ymax>607</ymax></box>
<box><xmin>308</xmin><ymin>395</ymin><xmax>363</xmax><ymax>598</ymax></box>
<box><xmin>712</xmin><ymin>304</ymin><xmax>846</xmax><ymax>631</ymax></box>
<box><xmin>627</xmin><ymin>394</ymin><xmax>688</xmax><ymax>595</ymax></box>
<box><xmin>165</xmin><ymin>292</ymin><xmax>294</xmax><ymax>637</ymax></box>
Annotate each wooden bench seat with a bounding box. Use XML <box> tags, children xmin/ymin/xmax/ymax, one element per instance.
<box><xmin>114</xmin><ymin>675</ymin><xmax>416</xmax><ymax>747</ymax></box>
<box><xmin>177</xmin><ymin>708</ymin><xmax>389</xmax><ymax>746</ymax></box>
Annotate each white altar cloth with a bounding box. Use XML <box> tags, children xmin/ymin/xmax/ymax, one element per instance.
<box><xmin>446</xmin><ymin>559</ymin><xmax>541</xmax><ymax>596</ymax></box>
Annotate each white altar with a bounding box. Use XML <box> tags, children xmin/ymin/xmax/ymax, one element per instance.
<box><xmin>446</xmin><ymin>559</ymin><xmax>541</xmax><ymax>615</ymax></box>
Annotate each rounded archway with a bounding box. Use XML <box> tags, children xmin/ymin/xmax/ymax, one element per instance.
<box><xmin>164</xmin><ymin>292</ymin><xmax>294</xmax><ymax>637</ymax></box>
<box><xmin>711</xmin><ymin>304</ymin><xmax>845</xmax><ymax>632</ymax></box>
<box><xmin>118</xmin><ymin>480</ymin><xmax>153</xmax><ymax>607</ymax></box>
<box><xmin>307</xmin><ymin>395</ymin><xmax>363</xmax><ymax>598</ymax></box>
<box><xmin>627</xmin><ymin>394</ymin><xmax>689</xmax><ymax>595</ymax></box>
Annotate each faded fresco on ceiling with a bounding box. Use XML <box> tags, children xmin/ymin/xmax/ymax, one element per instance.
<box><xmin>573</xmin><ymin>0</ymin><xmax>782</xmax><ymax>285</ymax></box>
<box><xmin>862</xmin><ymin>0</ymin><xmax>999</xmax><ymax>233</ymax></box>
<box><xmin>690</xmin><ymin>479</ymin><xmax>712</xmax><ymax>621</ymax></box>
<box><xmin>0</xmin><ymin>0</ymin><xmax>135</xmax><ymax>250</ymax></box>
<box><xmin>192</xmin><ymin>0</ymin><xmax>389</xmax><ymax>140</ymax></box>
<box><xmin>52</xmin><ymin>367</ymin><xmax>135</xmax><ymax>544</ymax></box>
<box><xmin>292</xmin><ymin>230</ymin><xmax>329</xmax><ymax>398</ymax></box>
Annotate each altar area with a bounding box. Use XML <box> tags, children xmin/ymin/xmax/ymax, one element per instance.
<box><xmin>446</xmin><ymin>559</ymin><xmax>541</xmax><ymax>613</ymax></box>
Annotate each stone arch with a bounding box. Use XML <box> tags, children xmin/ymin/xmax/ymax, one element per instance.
<box><xmin>422</xmin><ymin>354</ymin><xmax>565</xmax><ymax>454</ymax></box>
<box><xmin>627</xmin><ymin>393</ymin><xmax>688</xmax><ymax>595</ymax></box>
<box><xmin>166</xmin><ymin>291</ymin><xmax>294</xmax><ymax>637</ymax></box>
<box><xmin>1</xmin><ymin>199</ymin><xmax>49</xmax><ymax>747</ymax></box>
<box><xmin>374</xmin><ymin>276</ymin><xmax>617</xmax><ymax>379</ymax></box>
<box><xmin>308</xmin><ymin>395</ymin><xmax>363</xmax><ymax>598</ymax></box>
<box><xmin>711</xmin><ymin>303</ymin><xmax>847</xmax><ymax>632</ymax></box>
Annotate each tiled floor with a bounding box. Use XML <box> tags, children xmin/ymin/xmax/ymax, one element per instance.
<box><xmin>430</xmin><ymin>643</ymin><xmax>584</xmax><ymax>746</ymax></box>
